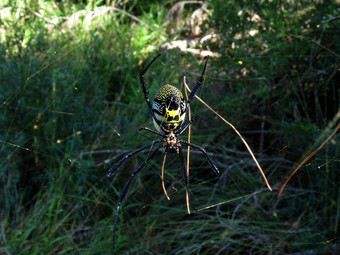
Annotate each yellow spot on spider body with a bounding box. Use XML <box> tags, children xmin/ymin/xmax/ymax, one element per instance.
<box><xmin>57</xmin><ymin>139</ymin><xmax>61</xmax><ymax>144</ymax></box>
<box><xmin>238</xmin><ymin>60</ymin><xmax>243</xmax><ymax>65</ymax></box>
<box><xmin>33</xmin><ymin>125</ymin><xmax>38</xmax><ymax>130</ymax></box>
<box><xmin>152</xmin><ymin>84</ymin><xmax>186</xmax><ymax>132</ymax></box>
<box><xmin>165</xmin><ymin>108</ymin><xmax>180</xmax><ymax>122</ymax></box>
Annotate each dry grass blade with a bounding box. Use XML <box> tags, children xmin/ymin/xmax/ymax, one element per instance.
<box><xmin>184</xmin><ymin>76</ymin><xmax>191</xmax><ymax>215</ymax></box>
<box><xmin>277</xmin><ymin>122</ymin><xmax>340</xmax><ymax>198</ymax></box>
<box><xmin>184</xmin><ymin>81</ymin><xmax>272</xmax><ymax>191</ymax></box>
<box><xmin>162</xmin><ymin>155</ymin><xmax>170</xmax><ymax>200</ymax></box>
<box><xmin>197</xmin><ymin>190</ymin><xmax>262</xmax><ymax>211</ymax></box>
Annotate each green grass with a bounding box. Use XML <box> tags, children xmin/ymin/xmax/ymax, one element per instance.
<box><xmin>1</xmin><ymin>0</ymin><xmax>339</xmax><ymax>254</ymax></box>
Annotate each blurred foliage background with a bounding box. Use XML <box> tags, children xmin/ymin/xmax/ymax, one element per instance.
<box><xmin>0</xmin><ymin>0</ymin><xmax>339</xmax><ymax>254</ymax></box>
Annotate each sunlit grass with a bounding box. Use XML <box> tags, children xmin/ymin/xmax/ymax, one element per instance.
<box><xmin>1</xmin><ymin>0</ymin><xmax>339</xmax><ymax>254</ymax></box>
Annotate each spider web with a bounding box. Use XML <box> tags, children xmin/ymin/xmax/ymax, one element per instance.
<box><xmin>1</xmin><ymin>1</ymin><xmax>339</xmax><ymax>254</ymax></box>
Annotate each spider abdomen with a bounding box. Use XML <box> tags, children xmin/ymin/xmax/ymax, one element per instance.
<box><xmin>152</xmin><ymin>84</ymin><xmax>186</xmax><ymax>132</ymax></box>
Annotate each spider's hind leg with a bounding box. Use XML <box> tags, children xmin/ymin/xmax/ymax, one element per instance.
<box><xmin>139</xmin><ymin>54</ymin><xmax>163</xmax><ymax>127</ymax></box>
<box><xmin>186</xmin><ymin>56</ymin><xmax>209</xmax><ymax>106</ymax></box>
<box><xmin>180</xmin><ymin>57</ymin><xmax>209</xmax><ymax>128</ymax></box>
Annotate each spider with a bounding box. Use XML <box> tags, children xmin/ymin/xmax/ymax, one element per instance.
<box><xmin>106</xmin><ymin>54</ymin><xmax>220</xmax><ymax>249</ymax></box>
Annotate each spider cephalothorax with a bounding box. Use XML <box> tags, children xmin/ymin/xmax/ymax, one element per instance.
<box><xmin>163</xmin><ymin>131</ymin><xmax>180</xmax><ymax>154</ymax></box>
<box><xmin>107</xmin><ymin>54</ymin><xmax>220</xmax><ymax>249</ymax></box>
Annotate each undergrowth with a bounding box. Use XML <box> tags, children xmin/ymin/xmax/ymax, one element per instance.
<box><xmin>0</xmin><ymin>0</ymin><xmax>339</xmax><ymax>254</ymax></box>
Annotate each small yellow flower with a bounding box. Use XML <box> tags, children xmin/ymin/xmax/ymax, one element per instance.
<box><xmin>238</xmin><ymin>60</ymin><xmax>243</xmax><ymax>65</ymax></box>
<box><xmin>57</xmin><ymin>139</ymin><xmax>61</xmax><ymax>144</ymax></box>
<box><xmin>33</xmin><ymin>124</ymin><xmax>38</xmax><ymax>130</ymax></box>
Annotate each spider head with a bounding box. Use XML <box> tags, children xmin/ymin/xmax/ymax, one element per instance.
<box><xmin>164</xmin><ymin>132</ymin><xmax>180</xmax><ymax>154</ymax></box>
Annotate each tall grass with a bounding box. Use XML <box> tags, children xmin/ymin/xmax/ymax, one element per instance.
<box><xmin>1</xmin><ymin>0</ymin><xmax>339</xmax><ymax>254</ymax></box>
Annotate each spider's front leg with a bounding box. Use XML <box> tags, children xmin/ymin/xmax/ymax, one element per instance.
<box><xmin>180</xmin><ymin>140</ymin><xmax>221</xmax><ymax>183</ymax></box>
<box><xmin>106</xmin><ymin>139</ymin><xmax>163</xmax><ymax>183</ymax></box>
<box><xmin>112</xmin><ymin>143</ymin><xmax>163</xmax><ymax>249</ymax></box>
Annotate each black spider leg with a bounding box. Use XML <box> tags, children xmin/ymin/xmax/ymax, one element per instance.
<box><xmin>178</xmin><ymin>148</ymin><xmax>196</xmax><ymax>211</ymax></box>
<box><xmin>136</xmin><ymin>127</ymin><xmax>165</xmax><ymax>141</ymax></box>
<box><xmin>175</xmin><ymin>120</ymin><xmax>193</xmax><ymax>136</ymax></box>
<box><xmin>140</xmin><ymin>54</ymin><xmax>168</xmax><ymax>133</ymax></box>
<box><xmin>112</xmin><ymin>143</ymin><xmax>163</xmax><ymax>249</ymax></box>
<box><xmin>106</xmin><ymin>139</ymin><xmax>163</xmax><ymax>183</ymax></box>
<box><xmin>181</xmin><ymin>56</ymin><xmax>210</xmax><ymax>128</ymax></box>
<box><xmin>186</xmin><ymin>56</ymin><xmax>209</xmax><ymax>106</ymax></box>
<box><xmin>180</xmin><ymin>140</ymin><xmax>221</xmax><ymax>185</ymax></box>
